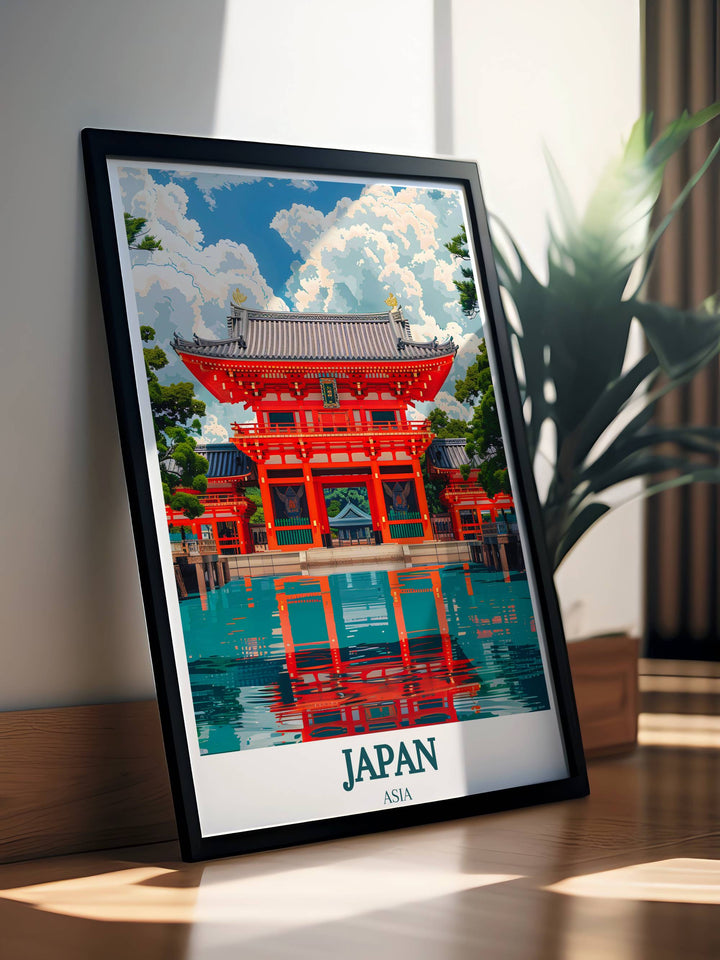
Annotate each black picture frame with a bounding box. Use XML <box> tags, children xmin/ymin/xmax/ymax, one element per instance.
<box><xmin>82</xmin><ymin>128</ymin><xmax>588</xmax><ymax>862</ymax></box>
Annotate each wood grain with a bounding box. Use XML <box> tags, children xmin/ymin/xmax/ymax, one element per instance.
<box><xmin>0</xmin><ymin>745</ymin><xmax>718</xmax><ymax>960</ymax></box>
<box><xmin>0</xmin><ymin>701</ymin><xmax>176</xmax><ymax>864</ymax></box>
<box><xmin>0</xmin><ymin>637</ymin><xmax>638</xmax><ymax>864</ymax></box>
<box><xmin>567</xmin><ymin>634</ymin><xmax>640</xmax><ymax>758</ymax></box>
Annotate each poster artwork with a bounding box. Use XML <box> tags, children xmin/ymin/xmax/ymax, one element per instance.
<box><xmin>111</xmin><ymin>162</ymin><xmax>556</xmax><ymax>765</ymax></box>
<box><xmin>83</xmin><ymin>126</ymin><xmax>585</xmax><ymax>858</ymax></box>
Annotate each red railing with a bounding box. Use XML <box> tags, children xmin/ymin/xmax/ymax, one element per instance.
<box><xmin>459</xmin><ymin>522</ymin><xmax>485</xmax><ymax>540</ymax></box>
<box><xmin>195</xmin><ymin>493</ymin><xmax>255</xmax><ymax>514</ymax></box>
<box><xmin>231</xmin><ymin>420</ymin><xmax>433</xmax><ymax>441</ymax></box>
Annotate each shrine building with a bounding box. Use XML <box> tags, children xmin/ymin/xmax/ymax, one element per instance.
<box><xmin>173</xmin><ymin>299</ymin><xmax>457</xmax><ymax>552</ymax></box>
<box><xmin>329</xmin><ymin>500</ymin><xmax>374</xmax><ymax>544</ymax></box>
<box><xmin>427</xmin><ymin>437</ymin><xmax>516</xmax><ymax>541</ymax></box>
<box><xmin>427</xmin><ymin>437</ymin><xmax>523</xmax><ymax>577</ymax></box>
<box><xmin>165</xmin><ymin>443</ymin><xmax>257</xmax><ymax>554</ymax></box>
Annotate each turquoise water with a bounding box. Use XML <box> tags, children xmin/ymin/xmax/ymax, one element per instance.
<box><xmin>181</xmin><ymin>564</ymin><xmax>550</xmax><ymax>756</ymax></box>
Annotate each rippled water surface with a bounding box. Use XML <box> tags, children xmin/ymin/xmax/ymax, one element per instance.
<box><xmin>180</xmin><ymin>563</ymin><xmax>550</xmax><ymax>756</ymax></box>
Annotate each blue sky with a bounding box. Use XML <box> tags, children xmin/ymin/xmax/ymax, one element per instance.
<box><xmin>115</xmin><ymin>163</ymin><xmax>483</xmax><ymax>439</ymax></box>
<box><xmin>151</xmin><ymin>170</ymin><xmax>366</xmax><ymax>298</ymax></box>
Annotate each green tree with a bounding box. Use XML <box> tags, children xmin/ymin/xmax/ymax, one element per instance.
<box><xmin>244</xmin><ymin>487</ymin><xmax>265</xmax><ymax>525</ymax></box>
<box><xmin>125</xmin><ymin>212</ymin><xmax>163</xmax><ymax>251</ymax></box>
<box><xmin>444</xmin><ymin>227</ymin><xmax>510</xmax><ymax>497</ymax></box>
<box><xmin>454</xmin><ymin>341</ymin><xmax>510</xmax><ymax>497</ymax></box>
<box><xmin>445</xmin><ymin>225</ymin><xmax>478</xmax><ymax>318</ymax></box>
<box><xmin>326</xmin><ymin>498</ymin><xmax>342</xmax><ymax>519</ymax></box>
<box><xmin>426</xmin><ymin>407</ymin><xmax>469</xmax><ymax>439</ymax></box>
<box><xmin>420</xmin><ymin>452</ymin><xmax>445</xmax><ymax>517</ymax></box>
<box><xmin>141</xmin><ymin>326</ymin><xmax>208</xmax><ymax>518</ymax></box>
<box><xmin>421</xmin><ymin>409</ymin><xmax>474</xmax><ymax>514</ymax></box>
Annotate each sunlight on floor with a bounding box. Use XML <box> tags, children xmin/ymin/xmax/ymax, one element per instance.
<box><xmin>0</xmin><ymin>860</ymin><xmax>522</xmax><ymax>927</ymax></box>
<box><xmin>546</xmin><ymin>858</ymin><xmax>720</xmax><ymax>904</ymax></box>
<box><xmin>639</xmin><ymin>675</ymin><xmax>720</xmax><ymax>694</ymax></box>
<box><xmin>637</xmin><ymin>713</ymin><xmax>720</xmax><ymax>748</ymax></box>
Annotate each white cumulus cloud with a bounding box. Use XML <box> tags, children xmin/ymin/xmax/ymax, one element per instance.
<box><xmin>201</xmin><ymin>415</ymin><xmax>229</xmax><ymax>443</ymax></box>
<box><xmin>171</xmin><ymin>171</ymin><xmax>261</xmax><ymax>209</ymax></box>
<box><xmin>270</xmin><ymin>183</ymin><xmax>479</xmax><ymax>349</ymax></box>
<box><xmin>119</xmin><ymin>167</ymin><xmax>288</xmax><ymax>340</ymax></box>
<box><xmin>291</xmin><ymin>179</ymin><xmax>319</xmax><ymax>192</ymax></box>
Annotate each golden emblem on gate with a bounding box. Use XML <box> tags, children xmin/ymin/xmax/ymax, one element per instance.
<box><xmin>319</xmin><ymin>376</ymin><xmax>340</xmax><ymax>409</ymax></box>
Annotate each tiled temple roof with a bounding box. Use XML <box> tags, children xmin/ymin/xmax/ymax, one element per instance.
<box><xmin>172</xmin><ymin>307</ymin><xmax>457</xmax><ymax>363</ymax></box>
<box><xmin>427</xmin><ymin>437</ymin><xmax>482</xmax><ymax>471</ymax></box>
<box><xmin>331</xmin><ymin>500</ymin><xmax>373</xmax><ymax>526</ymax></box>
<box><xmin>195</xmin><ymin>443</ymin><xmax>254</xmax><ymax>479</ymax></box>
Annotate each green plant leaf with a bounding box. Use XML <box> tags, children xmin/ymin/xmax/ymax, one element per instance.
<box><xmin>645</xmin><ymin>102</ymin><xmax>720</xmax><ymax>167</ymax></box>
<box><xmin>491</xmin><ymin>218</ymin><xmax>551</xmax><ymax>455</ymax></box>
<box><xmin>635</xmin><ymin>301</ymin><xmax>720</xmax><ymax>380</ymax></box>
<box><xmin>567</xmin><ymin>352</ymin><xmax>659</xmax><ymax>470</ymax></box>
<box><xmin>554</xmin><ymin>502</ymin><xmax>610</xmax><ymax>567</ymax></box>
<box><xmin>642</xmin><ymin>466</ymin><xmax>720</xmax><ymax>500</ymax></box>
<box><xmin>493</xmin><ymin>102</ymin><xmax>720</xmax><ymax>569</ymax></box>
<box><xmin>584</xmin><ymin>452</ymin><xmax>706</xmax><ymax>495</ymax></box>
<box><xmin>632</xmin><ymin>135</ymin><xmax>720</xmax><ymax>296</ymax></box>
<box><xmin>588</xmin><ymin>425</ymin><xmax>720</xmax><ymax>474</ymax></box>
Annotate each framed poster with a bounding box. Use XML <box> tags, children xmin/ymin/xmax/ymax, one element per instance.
<box><xmin>82</xmin><ymin>128</ymin><xmax>588</xmax><ymax>861</ymax></box>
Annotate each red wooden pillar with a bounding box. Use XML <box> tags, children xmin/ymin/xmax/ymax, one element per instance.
<box><xmin>449</xmin><ymin>502</ymin><xmax>463</xmax><ymax>542</ymax></box>
<box><xmin>257</xmin><ymin>464</ymin><xmax>279</xmax><ymax>551</ymax></box>
<box><xmin>236</xmin><ymin>515</ymin><xmax>248</xmax><ymax>555</ymax></box>
<box><xmin>232</xmin><ymin>494</ymin><xmax>255</xmax><ymax>555</ymax></box>
<box><xmin>276</xmin><ymin>587</ymin><xmax>298</xmax><ymax>679</ymax></box>
<box><xmin>370</xmin><ymin>460</ymin><xmax>391</xmax><ymax>543</ymax></box>
<box><xmin>388</xmin><ymin>571</ymin><xmax>411</xmax><ymax>667</ymax></box>
<box><xmin>412</xmin><ymin>458</ymin><xmax>433</xmax><ymax>541</ymax></box>
<box><xmin>245</xmin><ymin>515</ymin><xmax>255</xmax><ymax>554</ymax></box>
<box><xmin>431</xmin><ymin>569</ymin><xmax>453</xmax><ymax>667</ymax></box>
<box><xmin>300</xmin><ymin>708</ymin><xmax>313</xmax><ymax>743</ymax></box>
<box><xmin>320</xmin><ymin>577</ymin><xmax>342</xmax><ymax>673</ymax></box>
<box><xmin>314</xmin><ymin>479</ymin><xmax>331</xmax><ymax>539</ymax></box>
<box><xmin>302</xmin><ymin>465</ymin><xmax>324</xmax><ymax>549</ymax></box>
<box><xmin>365</xmin><ymin>479</ymin><xmax>381</xmax><ymax>533</ymax></box>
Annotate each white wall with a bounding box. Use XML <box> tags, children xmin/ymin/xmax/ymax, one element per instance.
<box><xmin>451</xmin><ymin>0</ymin><xmax>643</xmax><ymax>641</ymax></box>
<box><xmin>0</xmin><ymin>0</ymin><xmax>640</xmax><ymax>711</ymax></box>
<box><xmin>0</xmin><ymin>0</ymin><xmax>437</xmax><ymax>711</ymax></box>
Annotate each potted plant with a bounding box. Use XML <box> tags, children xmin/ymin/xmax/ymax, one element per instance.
<box><xmin>494</xmin><ymin>103</ymin><xmax>720</xmax><ymax>569</ymax></box>
<box><xmin>447</xmin><ymin>103</ymin><xmax>720</xmax><ymax>755</ymax></box>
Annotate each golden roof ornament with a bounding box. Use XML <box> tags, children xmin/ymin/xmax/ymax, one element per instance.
<box><xmin>385</xmin><ymin>293</ymin><xmax>399</xmax><ymax>310</ymax></box>
<box><xmin>232</xmin><ymin>289</ymin><xmax>248</xmax><ymax>307</ymax></box>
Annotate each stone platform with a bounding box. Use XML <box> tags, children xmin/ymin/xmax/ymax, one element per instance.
<box><xmin>225</xmin><ymin>540</ymin><xmax>473</xmax><ymax>580</ymax></box>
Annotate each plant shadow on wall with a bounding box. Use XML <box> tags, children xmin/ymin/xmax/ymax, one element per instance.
<box><xmin>445</xmin><ymin>103</ymin><xmax>720</xmax><ymax>571</ymax></box>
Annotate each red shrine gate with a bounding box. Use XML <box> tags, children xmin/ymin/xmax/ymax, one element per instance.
<box><xmin>173</xmin><ymin>300</ymin><xmax>457</xmax><ymax>551</ymax></box>
<box><xmin>270</xmin><ymin>567</ymin><xmax>480</xmax><ymax>743</ymax></box>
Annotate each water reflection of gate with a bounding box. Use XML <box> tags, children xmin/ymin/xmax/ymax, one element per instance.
<box><xmin>271</xmin><ymin>566</ymin><xmax>481</xmax><ymax>743</ymax></box>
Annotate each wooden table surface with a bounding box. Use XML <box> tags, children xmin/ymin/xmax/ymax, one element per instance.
<box><xmin>0</xmin><ymin>742</ymin><xmax>718</xmax><ymax>960</ymax></box>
